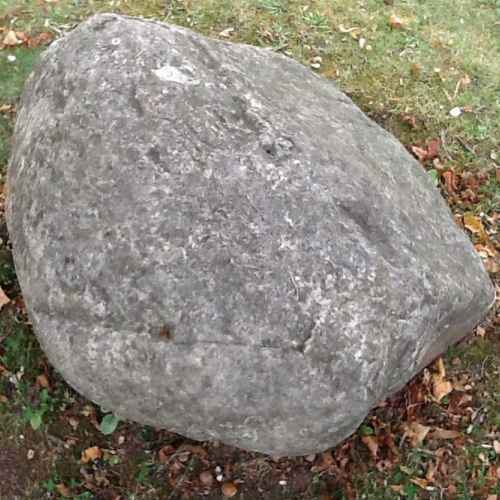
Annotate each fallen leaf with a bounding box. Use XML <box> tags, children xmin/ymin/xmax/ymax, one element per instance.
<box><xmin>426</xmin><ymin>138</ymin><xmax>440</xmax><ymax>159</ymax></box>
<box><xmin>475</xmin><ymin>326</ymin><xmax>486</xmax><ymax>337</ymax></box>
<box><xmin>432</xmin><ymin>358</ymin><xmax>453</xmax><ymax>401</ymax></box>
<box><xmin>433</xmin><ymin>378</ymin><xmax>453</xmax><ymax>402</ymax></box>
<box><xmin>100</xmin><ymin>413</ymin><xmax>120</xmax><ymax>435</ymax></box>
<box><xmin>435</xmin><ymin>357</ymin><xmax>446</xmax><ymax>379</ymax></box>
<box><xmin>55</xmin><ymin>484</ymin><xmax>71</xmax><ymax>497</ymax></box>
<box><xmin>463</xmin><ymin>213</ymin><xmax>488</xmax><ymax>240</ymax></box>
<box><xmin>221</xmin><ymin>481</ymin><xmax>238</xmax><ymax>497</ymax></box>
<box><xmin>2</xmin><ymin>30</ymin><xmax>21</xmax><ymax>46</ymax></box>
<box><xmin>36</xmin><ymin>374</ymin><xmax>50</xmax><ymax>389</ymax></box>
<box><xmin>390</xmin><ymin>485</ymin><xmax>404</xmax><ymax>494</ymax></box>
<box><xmin>0</xmin><ymin>287</ymin><xmax>10</xmax><ymax>310</ymax></box>
<box><xmin>0</xmin><ymin>104</ymin><xmax>15</xmax><ymax>114</ymax></box>
<box><xmin>426</xmin><ymin>461</ymin><xmax>437</xmax><ymax>482</ymax></box>
<box><xmin>411</xmin><ymin>139</ymin><xmax>440</xmax><ymax>163</ymax></box>
<box><xmin>461</xmin><ymin>172</ymin><xmax>480</xmax><ymax>192</ymax></box>
<box><xmin>158</xmin><ymin>445</ymin><xmax>175</xmax><ymax>463</ymax></box>
<box><xmin>81</xmin><ymin>446</ymin><xmax>102</xmax><ymax>463</ymax></box>
<box><xmin>411</xmin><ymin>477</ymin><xmax>428</xmax><ymax>489</ymax></box>
<box><xmin>432</xmin><ymin>428</ymin><xmax>461</xmax><ymax>439</ymax></box>
<box><xmin>28</xmin><ymin>32</ymin><xmax>53</xmax><ymax>48</ymax></box>
<box><xmin>180</xmin><ymin>443</ymin><xmax>208</xmax><ymax>457</ymax></box>
<box><xmin>405</xmin><ymin>422</ymin><xmax>431</xmax><ymax>447</ymax></box>
<box><xmin>442</xmin><ymin>170</ymin><xmax>458</xmax><ymax>194</ymax></box>
<box><xmin>389</xmin><ymin>14</ymin><xmax>406</xmax><ymax>29</ymax></box>
<box><xmin>362</xmin><ymin>435</ymin><xmax>378</xmax><ymax>459</ymax></box>
<box><xmin>411</xmin><ymin>145</ymin><xmax>428</xmax><ymax>162</ymax></box>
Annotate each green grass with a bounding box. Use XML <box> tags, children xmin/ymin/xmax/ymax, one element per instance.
<box><xmin>0</xmin><ymin>0</ymin><xmax>499</xmax><ymax>498</ymax></box>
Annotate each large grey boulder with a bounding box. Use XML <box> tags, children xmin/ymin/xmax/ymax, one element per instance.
<box><xmin>7</xmin><ymin>13</ymin><xmax>494</xmax><ymax>456</ymax></box>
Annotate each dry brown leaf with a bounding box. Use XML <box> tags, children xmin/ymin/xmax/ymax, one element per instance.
<box><xmin>425</xmin><ymin>461</ymin><xmax>437</xmax><ymax>482</ymax></box>
<box><xmin>406</xmin><ymin>422</ymin><xmax>431</xmax><ymax>447</ymax></box>
<box><xmin>463</xmin><ymin>213</ymin><xmax>488</xmax><ymax>240</ymax></box>
<box><xmin>2</xmin><ymin>30</ymin><xmax>21</xmax><ymax>46</ymax></box>
<box><xmin>221</xmin><ymin>481</ymin><xmax>238</xmax><ymax>497</ymax></box>
<box><xmin>81</xmin><ymin>446</ymin><xmax>102</xmax><ymax>463</ymax></box>
<box><xmin>0</xmin><ymin>287</ymin><xmax>10</xmax><ymax>310</ymax></box>
<box><xmin>179</xmin><ymin>444</ymin><xmax>208</xmax><ymax>458</ymax></box>
<box><xmin>484</xmin><ymin>259</ymin><xmax>500</xmax><ymax>273</ymax></box>
<box><xmin>0</xmin><ymin>104</ymin><xmax>15</xmax><ymax>114</ymax></box>
<box><xmin>389</xmin><ymin>14</ymin><xmax>406</xmax><ymax>29</ymax></box>
<box><xmin>433</xmin><ymin>378</ymin><xmax>453</xmax><ymax>401</ymax></box>
<box><xmin>411</xmin><ymin>477</ymin><xmax>428</xmax><ymax>489</ymax></box>
<box><xmin>432</xmin><ymin>428</ymin><xmax>461</xmax><ymax>440</ymax></box>
<box><xmin>361</xmin><ymin>435</ymin><xmax>378</xmax><ymax>459</ymax></box>
<box><xmin>36</xmin><ymin>374</ymin><xmax>50</xmax><ymax>389</ymax></box>
<box><xmin>442</xmin><ymin>170</ymin><xmax>458</xmax><ymax>194</ymax></box>
<box><xmin>158</xmin><ymin>444</ymin><xmax>175</xmax><ymax>463</ymax></box>
<box><xmin>432</xmin><ymin>358</ymin><xmax>453</xmax><ymax>401</ymax></box>
<box><xmin>411</xmin><ymin>145</ymin><xmax>428</xmax><ymax>162</ymax></box>
<box><xmin>426</xmin><ymin>138</ymin><xmax>440</xmax><ymax>159</ymax></box>
<box><xmin>55</xmin><ymin>484</ymin><xmax>71</xmax><ymax>497</ymax></box>
<box><xmin>475</xmin><ymin>244</ymin><xmax>497</xmax><ymax>258</ymax></box>
<box><xmin>475</xmin><ymin>326</ymin><xmax>486</xmax><ymax>337</ymax></box>
<box><xmin>28</xmin><ymin>32</ymin><xmax>53</xmax><ymax>48</ymax></box>
<box><xmin>435</xmin><ymin>357</ymin><xmax>446</xmax><ymax>379</ymax></box>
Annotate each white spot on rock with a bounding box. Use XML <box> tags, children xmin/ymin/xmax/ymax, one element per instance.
<box><xmin>153</xmin><ymin>64</ymin><xmax>200</xmax><ymax>86</ymax></box>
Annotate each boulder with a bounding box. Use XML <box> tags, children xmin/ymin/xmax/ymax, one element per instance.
<box><xmin>6</xmin><ymin>13</ymin><xmax>494</xmax><ymax>456</ymax></box>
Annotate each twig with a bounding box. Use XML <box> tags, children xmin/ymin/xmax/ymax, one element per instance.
<box><xmin>167</xmin><ymin>456</ymin><xmax>196</xmax><ymax>500</ymax></box>
<box><xmin>456</xmin><ymin>137</ymin><xmax>475</xmax><ymax>155</ymax></box>
<box><xmin>439</xmin><ymin>130</ymin><xmax>454</xmax><ymax>162</ymax></box>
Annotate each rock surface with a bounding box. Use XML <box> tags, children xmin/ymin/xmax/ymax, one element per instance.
<box><xmin>7</xmin><ymin>13</ymin><xmax>494</xmax><ymax>456</ymax></box>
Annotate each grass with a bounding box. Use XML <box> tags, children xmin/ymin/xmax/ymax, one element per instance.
<box><xmin>0</xmin><ymin>0</ymin><xmax>499</xmax><ymax>498</ymax></box>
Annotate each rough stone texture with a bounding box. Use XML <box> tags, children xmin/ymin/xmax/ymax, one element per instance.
<box><xmin>7</xmin><ymin>13</ymin><xmax>494</xmax><ymax>456</ymax></box>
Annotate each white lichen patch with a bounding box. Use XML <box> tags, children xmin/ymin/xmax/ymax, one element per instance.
<box><xmin>153</xmin><ymin>64</ymin><xmax>200</xmax><ymax>86</ymax></box>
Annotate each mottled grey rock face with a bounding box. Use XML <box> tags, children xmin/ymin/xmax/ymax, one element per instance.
<box><xmin>7</xmin><ymin>13</ymin><xmax>494</xmax><ymax>456</ymax></box>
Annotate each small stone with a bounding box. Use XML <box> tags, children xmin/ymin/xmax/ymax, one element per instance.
<box><xmin>279</xmin><ymin>479</ymin><xmax>287</xmax><ymax>485</ymax></box>
<box><xmin>449</xmin><ymin>107</ymin><xmax>462</xmax><ymax>118</ymax></box>
<box><xmin>27</xmin><ymin>449</ymin><xmax>35</xmax><ymax>460</ymax></box>
<box><xmin>7</xmin><ymin>55</ymin><xmax>16</xmax><ymax>63</ymax></box>
<box><xmin>310</xmin><ymin>62</ymin><xmax>321</xmax><ymax>69</ymax></box>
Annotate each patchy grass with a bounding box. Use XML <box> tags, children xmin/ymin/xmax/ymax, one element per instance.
<box><xmin>0</xmin><ymin>0</ymin><xmax>499</xmax><ymax>498</ymax></box>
